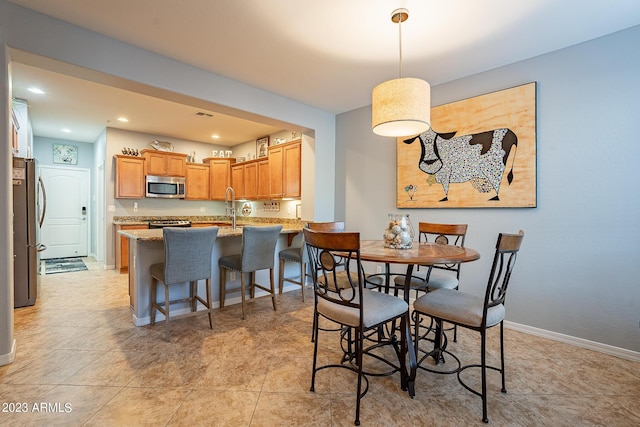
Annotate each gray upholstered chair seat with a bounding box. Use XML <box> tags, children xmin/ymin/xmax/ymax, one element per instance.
<box><xmin>279</xmin><ymin>247</ymin><xmax>302</xmax><ymax>262</ymax></box>
<box><xmin>413</xmin><ymin>288</ymin><xmax>505</xmax><ymax>328</ymax></box>
<box><xmin>365</xmin><ymin>274</ymin><xmax>384</xmax><ymax>287</ymax></box>
<box><xmin>393</xmin><ymin>270</ymin><xmax>458</xmax><ymax>291</ymax></box>
<box><xmin>218</xmin><ymin>254</ymin><xmax>242</xmax><ymax>272</ymax></box>
<box><xmin>149</xmin><ymin>263</ymin><xmax>164</xmax><ymax>281</ymax></box>
<box><xmin>317</xmin><ymin>288</ymin><xmax>408</xmax><ymax>329</ymax></box>
<box><xmin>424</xmin><ymin>271</ymin><xmax>459</xmax><ymax>290</ymax></box>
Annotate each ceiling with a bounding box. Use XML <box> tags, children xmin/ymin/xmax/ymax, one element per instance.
<box><xmin>9</xmin><ymin>0</ymin><xmax>640</xmax><ymax>145</ymax></box>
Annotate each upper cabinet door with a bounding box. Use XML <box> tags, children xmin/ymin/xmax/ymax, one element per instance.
<box><xmin>282</xmin><ymin>141</ymin><xmax>301</xmax><ymax>198</ymax></box>
<box><xmin>114</xmin><ymin>155</ymin><xmax>145</xmax><ymax>199</ymax></box>
<box><xmin>268</xmin><ymin>145</ymin><xmax>284</xmax><ymax>198</ymax></box>
<box><xmin>207</xmin><ymin>158</ymin><xmax>234</xmax><ymax>200</ymax></box>
<box><xmin>142</xmin><ymin>149</ymin><xmax>187</xmax><ymax>176</ymax></box>
<box><xmin>268</xmin><ymin>139</ymin><xmax>301</xmax><ymax>199</ymax></box>
<box><xmin>185</xmin><ymin>163</ymin><xmax>210</xmax><ymax>200</ymax></box>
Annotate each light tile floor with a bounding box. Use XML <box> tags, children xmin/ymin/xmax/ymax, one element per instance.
<box><xmin>1</xmin><ymin>267</ymin><xmax>639</xmax><ymax>426</ymax></box>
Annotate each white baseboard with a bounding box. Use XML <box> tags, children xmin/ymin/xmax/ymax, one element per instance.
<box><xmin>0</xmin><ymin>339</ymin><xmax>16</xmax><ymax>366</ymax></box>
<box><xmin>505</xmin><ymin>321</ymin><xmax>640</xmax><ymax>362</ymax></box>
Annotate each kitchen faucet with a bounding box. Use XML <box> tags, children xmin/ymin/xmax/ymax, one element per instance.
<box><xmin>224</xmin><ymin>187</ymin><xmax>236</xmax><ymax>230</ymax></box>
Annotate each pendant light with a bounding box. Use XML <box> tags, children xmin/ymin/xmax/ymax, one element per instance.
<box><xmin>372</xmin><ymin>8</ymin><xmax>431</xmax><ymax>137</ymax></box>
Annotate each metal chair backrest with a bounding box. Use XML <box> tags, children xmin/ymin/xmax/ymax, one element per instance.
<box><xmin>482</xmin><ymin>230</ymin><xmax>524</xmax><ymax>324</ymax></box>
<box><xmin>241</xmin><ymin>225</ymin><xmax>283</xmax><ymax>272</ymax></box>
<box><xmin>163</xmin><ymin>227</ymin><xmax>218</xmax><ymax>284</ymax></box>
<box><xmin>303</xmin><ymin>228</ymin><xmax>363</xmax><ymax>309</ymax></box>
<box><xmin>418</xmin><ymin>222</ymin><xmax>468</xmax><ymax>276</ymax></box>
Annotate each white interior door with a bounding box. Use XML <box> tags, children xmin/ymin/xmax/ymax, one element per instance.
<box><xmin>39</xmin><ymin>166</ymin><xmax>89</xmax><ymax>259</ymax></box>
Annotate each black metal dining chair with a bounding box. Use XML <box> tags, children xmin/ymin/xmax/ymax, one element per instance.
<box><xmin>304</xmin><ymin>228</ymin><xmax>411</xmax><ymax>426</ymax></box>
<box><xmin>412</xmin><ymin>230</ymin><xmax>524</xmax><ymax>423</ymax></box>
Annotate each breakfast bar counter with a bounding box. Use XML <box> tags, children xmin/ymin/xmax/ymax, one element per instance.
<box><xmin>119</xmin><ymin>225</ymin><xmax>302</xmax><ymax>326</ymax></box>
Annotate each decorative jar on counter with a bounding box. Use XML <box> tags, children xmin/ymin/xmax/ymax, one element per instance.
<box><xmin>383</xmin><ymin>214</ymin><xmax>415</xmax><ymax>249</ymax></box>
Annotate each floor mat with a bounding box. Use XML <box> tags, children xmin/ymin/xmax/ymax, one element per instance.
<box><xmin>44</xmin><ymin>257</ymin><xmax>88</xmax><ymax>274</ymax></box>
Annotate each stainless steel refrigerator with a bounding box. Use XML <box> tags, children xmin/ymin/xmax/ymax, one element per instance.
<box><xmin>12</xmin><ymin>157</ymin><xmax>46</xmax><ymax>308</ymax></box>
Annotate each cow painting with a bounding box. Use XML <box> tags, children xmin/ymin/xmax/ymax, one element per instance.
<box><xmin>404</xmin><ymin>128</ymin><xmax>518</xmax><ymax>202</ymax></box>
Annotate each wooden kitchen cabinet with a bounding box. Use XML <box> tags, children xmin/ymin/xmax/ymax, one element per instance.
<box><xmin>118</xmin><ymin>224</ymin><xmax>148</xmax><ymax>272</ymax></box>
<box><xmin>185</xmin><ymin>162</ymin><xmax>210</xmax><ymax>200</ymax></box>
<box><xmin>268</xmin><ymin>139</ymin><xmax>301</xmax><ymax>199</ymax></box>
<box><xmin>206</xmin><ymin>157</ymin><xmax>235</xmax><ymax>200</ymax></box>
<box><xmin>244</xmin><ymin>161</ymin><xmax>259</xmax><ymax>199</ymax></box>
<box><xmin>231</xmin><ymin>159</ymin><xmax>261</xmax><ymax>200</ymax></box>
<box><xmin>114</xmin><ymin>155</ymin><xmax>145</xmax><ymax>199</ymax></box>
<box><xmin>141</xmin><ymin>149</ymin><xmax>187</xmax><ymax>177</ymax></box>
<box><xmin>231</xmin><ymin>163</ymin><xmax>245</xmax><ymax>199</ymax></box>
<box><xmin>257</xmin><ymin>159</ymin><xmax>270</xmax><ymax>199</ymax></box>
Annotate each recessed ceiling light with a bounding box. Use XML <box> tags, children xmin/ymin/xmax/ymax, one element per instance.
<box><xmin>117</xmin><ymin>117</ymin><xmax>129</xmax><ymax>122</ymax></box>
<box><xmin>211</xmin><ymin>134</ymin><xmax>220</xmax><ymax>139</ymax></box>
<box><xmin>27</xmin><ymin>87</ymin><xmax>45</xmax><ymax>94</ymax></box>
<box><xmin>61</xmin><ymin>128</ymin><xmax>72</xmax><ymax>133</ymax></box>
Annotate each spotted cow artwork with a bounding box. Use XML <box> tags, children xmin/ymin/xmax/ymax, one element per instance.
<box><xmin>403</xmin><ymin>128</ymin><xmax>518</xmax><ymax>202</ymax></box>
<box><xmin>396</xmin><ymin>82</ymin><xmax>536</xmax><ymax>208</ymax></box>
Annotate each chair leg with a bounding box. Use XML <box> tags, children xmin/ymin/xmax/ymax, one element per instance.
<box><xmin>269</xmin><ymin>267</ymin><xmax>277</xmax><ymax>311</ymax></box>
<box><xmin>481</xmin><ymin>330</ymin><xmax>488</xmax><ymax>423</ymax></box>
<box><xmin>219</xmin><ymin>267</ymin><xmax>226</xmax><ymax>308</ymax></box>
<box><xmin>278</xmin><ymin>258</ymin><xmax>285</xmax><ymax>294</ymax></box>
<box><xmin>164</xmin><ymin>283</ymin><xmax>170</xmax><ymax>342</ymax></box>
<box><xmin>249</xmin><ymin>272</ymin><xmax>256</xmax><ymax>299</ymax></box>
<box><xmin>355</xmin><ymin>327</ymin><xmax>364</xmax><ymax>426</ymax></box>
<box><xmin>300</xmin><ymin>261</ymin><xmax>306</xmax><ymax>302</ymax></box>
<box><xmin>150</xmin><ymin>278</ymin><xmax>157</xmax><ymax>325</ymax></box>
<box><xmin>310</xmin><ymin>310</ymin><xmax>320</xmax><ymax>391</ymax></box>
<box><xmin>240</xmin><ymin>272</ymin><xmax>247</xmax><ymax>320</ymax></box>
<box><xmin>190</xmin><ymin>281</ymin><xmax>196</xmax><ymax>312</ymax></box>
<box><xmin>311</xmin><ymin>299</ymin><xmax>317</xmax><ymax>343</ymax></box>
<box><xmin>500</xmin><ymin>321</ymin><xmax>506</xmax><ymax>393</ymax></box>
<box><xmin>206</xmin><ymin>278</ymin><xmax>213</xmax><ymax>329</ymax></box>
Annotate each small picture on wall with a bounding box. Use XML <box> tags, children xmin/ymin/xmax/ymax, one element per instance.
<box><xmin>53</xmin><ymin>144</ymin><xmax>78</xmax><ymax>165</ymax></box>
<box><xmin>256</xmin><ymin>136</ymin><xmax>270</xmax><ymax>158</ymax></box>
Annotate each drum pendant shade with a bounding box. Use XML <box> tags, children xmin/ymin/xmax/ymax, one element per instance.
<box><xmin>372</xmin><ymin>8</ymin><xmax>431</xmax><ymax>137</ymax></box>
<box><xmin>372</xmin><ymin>77</ymin><xmax>430</xmax><ymax>137</ymax></box>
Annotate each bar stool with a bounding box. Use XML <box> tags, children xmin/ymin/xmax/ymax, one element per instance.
<box><xmin>219</xmin><ymin>225</ymin><xmax>282</xmax><ymax>319</ymax></box>
<box><xmin>278</xmin><ymin>232</ymin><xmax>308</xmax><ymax>301</ymax></box>
<box><xmin>150</xmin><ymin>226</ymin><xmax>218</xmax><ymax>341</ymax></box>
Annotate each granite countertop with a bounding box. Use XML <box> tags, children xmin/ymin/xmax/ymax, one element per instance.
<box><xmin>118</xmin><ymin>224</ymin><xmax>302</xmax><ymax>241</ymax></box>
<box><xmin>113</xmin><ymin>215</ymin><xmax>303</xmax><ymax>227</ymax></box>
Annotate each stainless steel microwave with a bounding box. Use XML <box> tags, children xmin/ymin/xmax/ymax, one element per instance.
<box><xmin>145</xmin><ymin>175</ymin><xmax>185</xmax><ymax>198</ymax></box>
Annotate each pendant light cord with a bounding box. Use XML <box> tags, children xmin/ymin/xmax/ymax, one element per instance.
<box><xmin>398</xmin><ymin>16</ymin><xmax>403</xmax><ymax>78</ymax></box>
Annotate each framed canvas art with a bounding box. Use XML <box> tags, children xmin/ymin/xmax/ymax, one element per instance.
<box><xmin>397</xmin><ymin>82</ymin><xmax>537</xmax><ymax>208</ymax></box>
<box><xmin>256</xmin><ymin>136</ymin><xmax>270</xmax><ymax>158</ymax></box>
<box><xmin>53</xmin><ymin>144</ymin><xmax>78</xmax><ymax>165</ymax></box>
